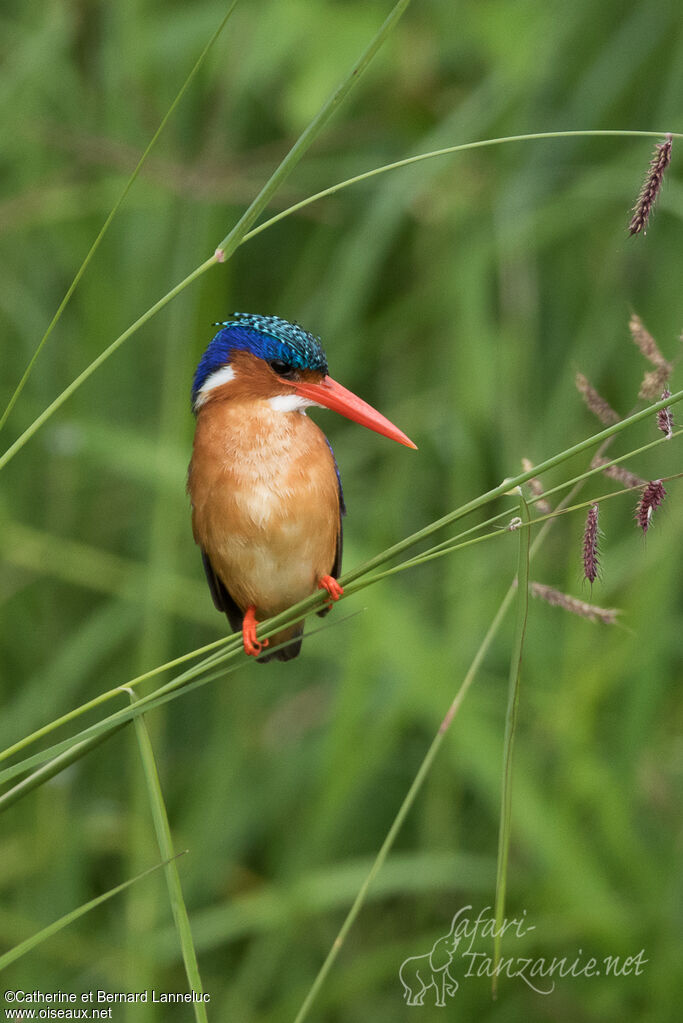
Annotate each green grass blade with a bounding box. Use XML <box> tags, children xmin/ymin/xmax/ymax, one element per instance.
<box><xmin>339</xmin><ymin>387</ymin><xmax>683</xmax><ymax>587</ymax></box>
<box><xmin>128</xmin><ymin>691</ymin><xmax>207</xmax><ymax>1022</ymax></box>
<box><xmin>0</xmin><ymin>855</ymin><xmax>183</xmax><ymax>971</ymax></box>
<box><xmin>295</xmin><ymin>478</ymin><xmax>576</xmax><ymax>1020</ymax></box>
<box><xmin>0</xmin><ymin>635</ymin><xmax>232</xmax><ymax>766</ymax></box>
<box><xmin>1</xmin><ymin>400</ymin><xmax>679</xmax><ymax>798</ymax></box>
<box><xmin>214</xmin><ymin>0</ymin><xmax>413</xmax><ymax>261</ymax></box>
<box><xmin>0</xmin><ymin>0</ymin><xmax>411</xmax><ymax>472</ymax></box>
<box><xmin>242</xmin><ymin>129</ymin><xmax>681</xmax><ymax>245</ymax></box>
<box><xmin>2</xmin><ymin>421</ymin><xmax>676</xmax><ymax>774</ymax></box>
<box><xmin>292</xmin><ymin>585</ymin><xmax>515</xmax><ymax>1023</ymax></box>
<box><xmin>1</xmin><ymin>123</ymin><xmax>675</xmax><ymax>472</ymax></box>
<box><xmin>0</xmin><ymin>611</ymin><xmax>361</xmax><ymax>799</ymax></box>
<box><xmin>0</xmin><ymin>650</ymin><xmax>243</xmax><ymax>794</ymax></box>
<box><xmin>0</xmin><ymin>728</ymin><xmax>129</xmax><ymax>809</ymax></box>
<box><xmin>0</xmin><ymin>1</ymin><xmax>237</xmax><ymax>433</ymax></box>
<box><xmin>0</xmin><ymin>255</ymin><xmax>217</xmax><ymax>473</ymax></box>
<box><xmin>492</xmin><ymin>489</ymin><xmax>532</xmax><ymax>997</ymax></box>
<box><xmin>1</xmin><ymin>423</ymin><xmax>661</xmax><ymax>1005</ymax></box>
<box><xmin>384</xmin><ymin>430</ymin><xmax>681</xmax><ymax>576</ymax></box>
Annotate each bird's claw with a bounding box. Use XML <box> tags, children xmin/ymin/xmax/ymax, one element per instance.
<box><xmin>242</xmin><ymin>606</ymin><xmax>269</xmax><ymax>657</ymax></box>
<box><xmin>318</xmin><ymin>575</ymin><xmax>344</xmax><ymax>604</ymax></box>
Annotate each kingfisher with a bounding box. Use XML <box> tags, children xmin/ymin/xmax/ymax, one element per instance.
<box><xmin>187</xmin><ymin>313</ymin><xmax>416</xmax><ymax>662</ymax></box>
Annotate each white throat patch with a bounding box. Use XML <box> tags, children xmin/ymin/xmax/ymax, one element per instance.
<box><xmin>194</xmin><ymin>364</ymin><xmax>236</xmax><ymax>408</ymax></box>
<box><xmin>267</xmin><ymin>393</ymin><xmax>319</xmax><ymax>413</ymax></box>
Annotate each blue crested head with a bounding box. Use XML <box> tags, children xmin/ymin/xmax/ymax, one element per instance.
<box><xmin>192</xmin><ymin>313</ymin><xmax>328</xmax><ymax>407</ymax></box>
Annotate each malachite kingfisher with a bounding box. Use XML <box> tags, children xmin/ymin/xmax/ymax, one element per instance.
<box><xmin>187</xmin><ymin>313</ymin><xmax>416</xmax><ymax>662</ymax></box>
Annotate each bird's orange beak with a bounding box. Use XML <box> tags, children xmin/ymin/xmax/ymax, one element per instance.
<box><xmin>292</xmin><ymin>375</ymin><xmax>417</xmax><ymax>449</ymax></box>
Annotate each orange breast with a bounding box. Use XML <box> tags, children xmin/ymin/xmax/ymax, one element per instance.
<box><xmin>188</xmin><ymin>400</ymin><xmax>340</xmax><ymax>619</ymax></box>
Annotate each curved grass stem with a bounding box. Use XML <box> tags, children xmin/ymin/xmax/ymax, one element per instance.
<box><xmin>0</xmin><ymin>0</ymin><xmax>413</xmax><ymax>471</ymax></box>
<box><xmin>1</xmin><ymin>411</ymin><xmax>680</xmax><ymax>785</ymax></box>
<box><xmin>129</xmin><ymin>691</ymin><xmax>207</xmax><ymax>1022</ymax></box>
<box><xmin>0</xmin><ymin>635</ymin><xmax>233</xmax><ymax>766</ymax></box>
<box><xmin>492</xmin><ymin>490</ymin><xmax>531</xmax><ymax>997</ymax></box>
<box><xmin>290</xmin><ymin>420</ymin><xmax>672</xmax><ymax>1020</ymax></box>
<box><xmin>243</xmin><ymin>129</ymin><xmax>682</xmax><ymax>245</ymax></box>
<box><xmin>0</xmin><ymin>855</ymin><xmax>183</xmax><ymax>971</ymax></box>
<box><xmin>1</xmin><ymin>129</ymin><xmax>678</xmax><ymax>472</ymax></box>
<box><xmin>0</xmin><ymin>2</ymin><xmax>237</xmax><ymax>434</ymax></box>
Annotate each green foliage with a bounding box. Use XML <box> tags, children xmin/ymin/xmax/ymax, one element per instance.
<box><xmin>1</xmin><ymin>1</ymin><xmax>681</xmax><ymax>1020</ymax></box>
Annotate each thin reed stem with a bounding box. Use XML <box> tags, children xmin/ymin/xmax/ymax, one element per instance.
<box><xmin>0</xmin><ymin>857</ymin><xmax>181</xmax><ymax>971</ymax></box>
<box><xmin>1</xmin><ymin>413</ymin><xmax>680</xmax><ymax>792</ymax></box>
<box><xmin>290</xmin><ymin>419</ymin><xmax>659</xmax><ymax>1019</ymax></box>
<box><xmin>1</xmin><ymin>132</ymin><xmax>679</xmax><ymax>472</ymax></box>
<box><xmin>0</xmin><ymin>2</ymin><xmax>237</xmax><ymax>433</ymax></box>
<box><xmin>129</xmin><ymin>691</ymin><xmax>207</xmax><ymax>1022</ymax></box>
<box><xmin>492</xmin><ymin>491</ymin><xmax>531</xmax><ymax>996</ymax></box>
<box><xmin>0</xmin><ymin>0</ymin><xmax>412</xmax><ymax>470</ymax></box>
<box><xmin>245</xmin><ymin>130</ymin><xmax>681</xmax><ymax>245</ymax></box>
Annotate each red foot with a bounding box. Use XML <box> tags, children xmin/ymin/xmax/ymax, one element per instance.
<box><xmin>242</xmin><ymin>605</ymin><xmax>269</xmax><ymax>657</ymax></box>
<box><xmin>318</xmin><ymin>575</ymin><xmax>344</xmax><ymax>604</ymax></box>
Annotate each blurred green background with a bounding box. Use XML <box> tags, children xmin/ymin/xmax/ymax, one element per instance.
<box><xmin>1</xmin><ymin>0</ymin><xmax>682</xmax><ymax>1019</ymax></box>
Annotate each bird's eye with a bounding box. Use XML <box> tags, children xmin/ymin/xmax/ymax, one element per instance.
<box><xmin>269</xmin><ymin>359</ymin><xmax>297</xmax><ymax>379</ymax></box>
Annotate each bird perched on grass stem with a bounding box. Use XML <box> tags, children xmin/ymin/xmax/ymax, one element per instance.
<box><xmin>188</xmin><ymin>313</ymin><xmax>416</xmax><ymax>662</ymax></box>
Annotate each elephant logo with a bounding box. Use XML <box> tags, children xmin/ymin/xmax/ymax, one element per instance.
<box><xmin>399</xmin><ymin>908</ymin><xmax>469</xmax><ymax>1006</ymax></box>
